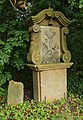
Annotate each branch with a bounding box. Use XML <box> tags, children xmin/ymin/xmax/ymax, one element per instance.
<box><xmin>9</xmin><ymin>0</ymin><xmax>26</xmax><ymax>14</ymax></box>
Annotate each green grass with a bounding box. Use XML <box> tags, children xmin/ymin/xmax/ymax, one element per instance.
<box><xmin>0</xmin><ymin>94</ymin><xmax>83</xmax><ymax>120</ymax></box>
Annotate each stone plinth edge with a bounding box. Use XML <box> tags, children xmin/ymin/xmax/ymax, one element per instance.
<box><xmin>27</xmin><ymin>62</ymin><xmax>73</xmax><ymax>71</ymax></box>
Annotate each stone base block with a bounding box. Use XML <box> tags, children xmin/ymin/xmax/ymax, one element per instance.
<box><xmin>27</xmin><ymin>63</ymin><xmax>73</xmax><ymax>101</ymax></box>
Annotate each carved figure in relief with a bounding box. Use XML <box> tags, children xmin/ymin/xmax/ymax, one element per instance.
<box><xmin>41</xmin><ymin>28</ymin><xmax>60</xmax><ymax>63</ymax></box>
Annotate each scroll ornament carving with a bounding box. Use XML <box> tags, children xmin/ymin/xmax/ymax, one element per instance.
<box><xmin>27</xmin><ymin>40</ymin><xmax>40</xmax><ymax>64</ymax></box>
<box><xmin>61</xmin><ymin>27</ymin><xmax>71</xmax><ymax>62</ymax></box>
<box><xmin>32</xmin><ymin>49</ymin><xmax>41</xmax><ymax>64</ymax></box>
<box><xmin>62</xmin><ymin>50</ymin><xmax>71</xmax><ymax>63</ymax></box>
<box><xmin>27</xmin><ymin>47</ymin><xmax>41</xmax><ymax>64</ymax></box>
<box><xmin>33</xmin><ymin>24</ymin><xmax>40</xmax><ymax>32</ymax></box>
<box><xmin>29</xmin><ymin>24</ymin><xmax>40</xmax><ymax>33</ymax></box>
<box><xmin>27</xmin><ymin>42</ymin><xmax>36</xmax><ymax>63</ymax></box>
<box><xmin>46</xmin><ymin>8</ymin><xmax>54</xmax><ymax>18</ymax></box>
<box><xmin>27</xmin><ymin>24</ymin><xmax>40</xmax><ymax>64</ymax></box>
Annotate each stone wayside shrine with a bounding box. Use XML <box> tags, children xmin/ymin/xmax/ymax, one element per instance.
<box><xmin>27</xmin><ymin>8</ymin><xmax>73</xmax><ymax>101</ymax></box>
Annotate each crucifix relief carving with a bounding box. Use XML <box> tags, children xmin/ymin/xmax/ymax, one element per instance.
<box><xmin>40</xmin><ymin>26</ymin><xmax>60</xmax><ymax>63</ymax></box>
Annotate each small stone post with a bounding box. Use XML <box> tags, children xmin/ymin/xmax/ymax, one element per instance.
<box><xmin>7</xmin><ymin>80</ymin><xmax>24</xmax><ymax>105</ymax></box>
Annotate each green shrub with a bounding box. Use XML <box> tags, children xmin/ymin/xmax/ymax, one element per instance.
<box><xmin>68</xmin><ymin>71</ymin><xmax>83</xmax><ymax>98</ymax></box>
<box><xmin>0</xmin><ymin>95</ymin><xmax>83</xmax><ymax>120</ymax></box>
<box><xmin>0</xmin><ymin>87</ymin><xmax>7</xmax><ymax>104</ymax></box>
<box><xmin>0</xmin><ymin>0</ymin><xmax>83</xmax><ymax>101</ymax></box>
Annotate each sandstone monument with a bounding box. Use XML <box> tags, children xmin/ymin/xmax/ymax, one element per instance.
<box><xmin>27</xmin><ymin>8</ymin><xmax>73</xmax><ymax>101</ymax></box>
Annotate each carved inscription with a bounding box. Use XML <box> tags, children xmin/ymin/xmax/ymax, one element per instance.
<box><xmin>40</xmin><ymin>26</ymin><xmax>60</xmax><ymax>63</ymax></box>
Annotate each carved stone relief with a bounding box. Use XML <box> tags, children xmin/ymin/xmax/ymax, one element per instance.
<box><xmin>40</xmin><ymin>26</ymin><xmax>60</xmax><ymax>63</ymax></box>
<box><xmin>27</xmin><ymin>8</ymin><xmax>72</xmax><ymax>64</ymax></box>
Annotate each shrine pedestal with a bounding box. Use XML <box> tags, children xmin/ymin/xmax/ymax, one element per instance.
<box><xmin>27</xmin><ymin>63</ymin><xmax>73</xmax><ymax>101</ymax></box>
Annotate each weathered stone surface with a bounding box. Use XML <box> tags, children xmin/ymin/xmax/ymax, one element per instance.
<box><xmin>27</xmin><ymin>8</ymin><xmax>73</xmax><ymax>101</ymax></box>
<box><xmin>27</xmin><ymin>8</ymin><xmax>72</xmax><ymax>64</ymax></box>
<box><xmin>40</xmin><ymin>69</ymin><xmax>67</xmax><ymax>101</ymax></box>
<box><xmin>28</xmin><ymin>63</ymin><xmax>73</xmax><ymax>101</ymax></box>
<box><xmin>40</xmin><ymin>26</ymin><xmax>60</xmax><ymax>63</ymax></box>
<box><xmin>7</xmin><ymin>80</ymin><xmax>24</xmax><ymax>105</ymax></box>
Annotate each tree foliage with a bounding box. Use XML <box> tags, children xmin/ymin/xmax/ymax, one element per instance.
<box><xmin>0</xmin><ymin>0</ymin><xmax>31</xmax><ymax>87</ymax></box>
<box><xmin>0</xmin><ymin>0</ymin><xmax>83</xmax><ymax>96</ymax></box>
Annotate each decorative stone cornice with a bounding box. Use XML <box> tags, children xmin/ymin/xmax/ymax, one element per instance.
<box><xmin>29</xmin><ymin>8</ymin><xmax>72</xmax><ymax>26</ymax></box>
<box><xmin>54</xmin><ymin>11</ymin><xmax>71</xmax><ymax>26</ymax></box>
